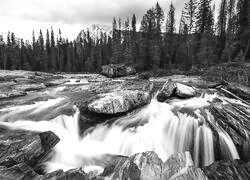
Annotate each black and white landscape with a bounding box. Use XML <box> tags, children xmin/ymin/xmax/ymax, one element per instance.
<box><xmin>0</xmin><ymin>0</ymin><xmax>250</xmax><ymax>179</ymax></box>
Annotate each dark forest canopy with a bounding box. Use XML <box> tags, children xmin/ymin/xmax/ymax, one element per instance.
<box><xmin>0</xmin><ymin>0</ymin><xmax>249</xmax><ymax>73</ymax></box>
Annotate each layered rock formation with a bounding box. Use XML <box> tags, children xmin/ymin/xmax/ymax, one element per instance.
<box><xmin>101</xmin><ymin>151</ymin><xmax>207</xmax><ymax>180</ymax></box>
<box><xmin>0</xmin><ymin>125</ymin><xmax>59</xmax><ymax>168</ymax></box>
<box><xmin>203</xmin><ymin>159</ymin><xmax>250</xmax><ymax>180</ymax></box>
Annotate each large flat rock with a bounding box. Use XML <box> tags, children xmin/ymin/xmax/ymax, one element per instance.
<box><xmin>0</xmin><ymin>125</ymin><xmax>60</xmax><ymax>168</ymax></box>
<box><xmin>87</xmin><ymin>90</ymin><xmax>150</xmax><ymax>114</ymax></box>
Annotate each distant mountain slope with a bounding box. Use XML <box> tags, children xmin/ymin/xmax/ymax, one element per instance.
<box><xmin>77</xmin><ymin>24</ymin><xmax>112</xmax><ymax>41</ymax></box>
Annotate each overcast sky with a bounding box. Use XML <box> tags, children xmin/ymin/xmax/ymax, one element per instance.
<box><xmin>0</xmin><ymin>0</ymin><xmax>219</xmax><ymax>41</ymax></box>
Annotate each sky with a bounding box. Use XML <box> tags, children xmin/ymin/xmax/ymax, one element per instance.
<box><xmin>0</xmin><ymin>0</ymin><xmax>219</xmax><ymax>41</ymax></box>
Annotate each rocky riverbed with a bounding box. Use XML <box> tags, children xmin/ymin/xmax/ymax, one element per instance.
<box><xmin>0</xmin><ymin>70</ymin><xmax>250</xmax><ymax>180</ymax></box>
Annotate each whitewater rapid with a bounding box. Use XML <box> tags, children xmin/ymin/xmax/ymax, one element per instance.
<box><xmin>0</xmin><ymin>92</ymin><xmax>244</xmax><ymax>174</ymax></box>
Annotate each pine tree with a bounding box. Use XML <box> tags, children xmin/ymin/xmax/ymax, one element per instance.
<box><xmin>195</xmin><ymin>0</ymin><xmax>217</xmax><ymax>65</ymax></box>
<box><xmin>111</xmin><ymin>17</ymin><xmax>122</xmax><ymax>64</ymax></box>
<box><xmin>237</xmin><ymin>0</ymin><xmax>250</xmax><ymax>61</ymax></box>
<box><xmin>46</xmin><ymin>29</ymin><xmax>51</xmax><ymax>71</ymax></box>
<box><xmin>217</xmin><ymin>0</ymin><xmax>228</xmax><ymax>61</ymax></box>
<box><xmin>50</xmin><ymin>27</ymin><xmax>56</xmax><ymax>72</ymax></box>
<box><xmin>58</xmin><ymin>28</ymin><xmax>64</xmax><ymax>71</ymax></box>
<box><xmin>10</xmin><ymin>32</ymin><xmax>18</xmax><ymax>69</ymax></box>
<box><xmin>0</xmin><ymin>34</ymin><xmax>5</xmax><ymax>69</ymax></box>
<box><xmin>131</xmin><ymin>14</ymin><xmax>138</xmax><ymax>63</ymax></box>
<box><xmin>196</xmin><ymin>0</ymin><xmax>214</xmax><ymax>35</ymax></box>
<box><xmin>166</xmin><ymin>2</ymin><xmax>176</xmax><ymax>65</ymax></box>
<box><xmin>183</xmin><ymin>0</ymin><xmax>198</xmax><ymax>34</ymax></box>
<box><xmin>155</xmin><ymin>2</ymin><xmax>164</xmax><ymax>38</ymax></box>
<box><xmin>221</xmin><ymin>0</ymin><xmax>237</xmax><ymax>62</ymax></box>
<box><xmin>6</xmin><ymin>32</ymin><xmax>12</xmax><ymax>70</ymax></box>
<box><xmin>154</xmin><ymin>3</ymin><xmax>164</xmax><ymax>70</ymax></box>
<box><xmin>38</xmin><ymin>29</ymin><xmax>45</xmax><ymax>71</ymax></box>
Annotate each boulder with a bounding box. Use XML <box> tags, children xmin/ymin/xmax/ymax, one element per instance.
<box><xmin>101</xmin><ymin>64</ymin><xmax>136</xmax><ymax>78</ymax></box>
<box><xmin>157</xmin><ymin>79</ymin><xmax>196</xmax><ymax>102</ymax></box>
<box><xmin>87</xmin><ymin>90</ymin><xmax>150</xmax><ymax>114</ymax></box>
<box><xmin>163</xmin><ymin>152</ymin><xmax>207</xmax><ymax>180</ymax></box>
<box><xmin>157</xmin><ymin>79</ymin><xmax>177</xmax><ymax>102</ymax></box>
<box><xmin>129</xmin><ymin>151</ymin><xmax>163</xmax><ymax>180</ymax></box>
<box><xmin>175</xmin><ymin>83</ymin><xmax>197</xmax><ymax>98</ymax></box>
<box><xmin>101</xmin><ymin>155</ymin><xmax>141</xmax><ymax>180</ymax></box>
<box><xmin>0</xmin><ymin>125</ymin><xmax>60</xmax><ymax>168</ymax></box>
<box><xmin>202</xmin><ymin>159</ymin><xmax>250</xmax><ymax>180</ymax></box>
<box><xmin>45</xmin><ymin>79</ymin><xmax>68</xmax><ymax>87</ymax></box>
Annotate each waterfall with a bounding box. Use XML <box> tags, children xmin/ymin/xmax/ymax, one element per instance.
<box><xmin>0</xmin><ymin>92</ymin><xmax>246</xmax><ymax>173</ymax></box>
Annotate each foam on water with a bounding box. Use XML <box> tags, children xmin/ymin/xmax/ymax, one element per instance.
<box><xmin>0</xmin><ymin>92</ymin><xmax>246</xmax><ymax>173</ymax></box>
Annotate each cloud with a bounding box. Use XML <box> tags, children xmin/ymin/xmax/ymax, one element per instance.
<box><xmin>0</xmin><ymin>0</ymin><xmax>219</xmax><ymax>40</ymax></box>
<box><xmin>0</xmin><ymin>0</ymin><xmax>184</xmax><ymax>25</ymax></box>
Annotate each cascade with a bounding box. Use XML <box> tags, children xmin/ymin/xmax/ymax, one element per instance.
<box><xmin>0</xmin><ymin>92</ymin><xmax>244</xmax><ymax>173</ymax></box>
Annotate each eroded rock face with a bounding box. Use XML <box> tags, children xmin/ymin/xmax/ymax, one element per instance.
<box><xmin>0</xmin><ymin>163</ymin><xmax>39</xmax><ymax>180</ymax></box>
<box><xmin>157</xmin><ymin>79</ymin><xmax>196</xmax><ymax>102</ymax></box>
<box><xmin>101</xmin><ymin>151</ymin><xmax>206</xmax><ymax>180</ymax></box>
<box><xmin>129</xmin><ymin>151</ymin><xmax>163</xmax><ymax>180</ymax></box>
<box><xmin>101</xmin><ymin>155</ymin><xmax>141</xmax><ymax>180</ymax></box>
<box><xmin>202</xmin><ymin>159</ymin><xmax>250</xmax><ymax>180</ymax></box>
<box><xmin>40</xmin><ymin>168</ymin><xmax>89</xmax><ymax>180</ymax></box>
<box><xmin>101</xmin><ymin>64</ymin><xmax>136</xmax><ymax>78</ymax></box>
<box><xmin>163</xmin><ymin>152</ymin><xmax>207</xmax><ymax>180</ymax></box>
<box><xmin>0</xmin><ymin>125</ymin><xmax>60</xmax><ymax>168</ymax></box>
<box><xmin>87</xmin><ymin>90</ymin><xmax>150</xmax><ymax>114</ymax></box>
<box><xmin>0</xmin><ymin>164</ymin><xmax>91</xmax><ymax>180</ymax></box>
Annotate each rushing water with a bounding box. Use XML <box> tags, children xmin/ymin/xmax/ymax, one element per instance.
<box><xmin>0</xmin><ymin>89</ymin><xmax>246</xmax><ymax>173</ymax></box>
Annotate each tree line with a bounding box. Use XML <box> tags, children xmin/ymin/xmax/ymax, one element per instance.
<box><xmin>0</xmin><ymin>0</ymin><xmax>249</xmax><ymax>73</ymax></box>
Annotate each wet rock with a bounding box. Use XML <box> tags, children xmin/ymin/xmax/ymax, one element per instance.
<box><xmin>208</xmin><ymin>102</ymin><xmax>250</xmax><ymax>161</ymax></box>
<box><xmin>88</xmin><ymin>80</ymin><xmax>153</xmax><ymax>95</ymax></box>
<box><xmin>14</xmin><ymin>83</ymin><xmax>46</xmax><ymax>92</ymax></box>
<box><xmin>157</xmin><ymin>79</ymin><xmax>177</xmax><ymax>102</ymax></box>
<box><xmin>163</xmin><ymin>152</ymin><xmax>194</xmax><ymax>179</ymax></box>
<box><xmin>157</xmin><ymin>79</ymin><xmax>196</xmax><ymax>102</ymax></box>
<box><xmin>0</xmin><ymin>164</ymin><xmax>91</xmax><ymax>180</ymax></box>
<box><xmin>87</xmin><ymin>90</ymin><xmax>150</xmax><ymax>114</ymax></box>
<box><xmin>101</xmin><ymin>64</ymin><xmax>136</xmax><ymax>78</ymax></box>
<box><xmin>0</xmin><ymin>89</ymin><xmax>27</xmax><ymax>99</ymax></box>
<box><xmin>168</xmin><ymin>166</ymin><xmax>208</xmax><ymax>180</ymax></box>
<box><xmin>202</xmin><ymin>159</ymin><xmax>250</xmax><ymax>180</ymax></box>
<box><xmin>45</xmin><ymin>79</ymin><xmax>68</xmax><ymax>87</ymax></box>
<box><xmin>102</xmin><ymin>151</ymin><xmax>207</xmax><ymax>180</ymax></box>
<box><xmin>101</xmin><ymin>155</ymin><xmax>141</xmax><ymax>180</ymax></box>
<box><xmin>163</xmin><ymin>152</ymin><xmax>207</xmax><ymax>180</ymax></box>
<box><xmin>0</xmin><ymin>125</ymin><xmax>60</xmax><ymax>168</ymax></box>
<box><xmin>40</xmin><ymin>168</ymin><xmax>89</xmax><ymax>180</ymax></box>
<box><xmin>129</xmin><ymin>151</ymin><xmax>163</xmax><ymax>180</ymax></box>
<box><xmin>138</xmin><ymin>72</ymin><xmax>152</xmax><ymax>80</ymax></box>
<box><xmin>224</xmin><ymin>84</ymin><xmax>250</xmax><ymax>103</ymax></box>
<box><xmin>0</xmin><ymin>163</ymin><xmax>39</xmax><ymax>180</ymax></box>
<box><xmin>175</xmin><ymin>83</ymin><xmax>196</xmax><ymax>98</ymax></box>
